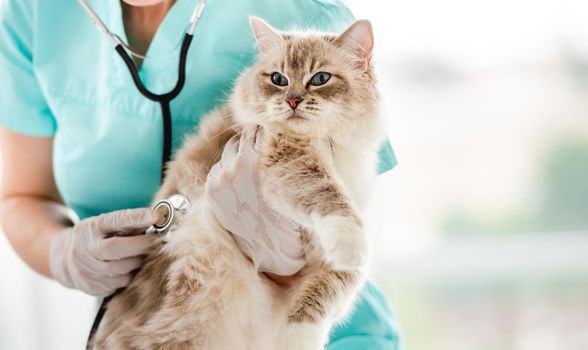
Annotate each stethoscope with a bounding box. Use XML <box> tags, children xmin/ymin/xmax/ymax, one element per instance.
<box><xmin>78</xmin><ymin>2</ymin><xmax>204</xmax><ymax>348</ymax></box>
<box><xmin>78</xmin><ymin>0</ymin><xmax>207</xmax><ymax>182</ymax></box>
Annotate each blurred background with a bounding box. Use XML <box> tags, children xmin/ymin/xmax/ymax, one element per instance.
<box><xmin>351</xmin><ymin>0</ymin><xmax>588</xmax><ymax>349</ymax></box>
<box><xmin>1</xmin><ymin>0</ymin><xmax>588</xmax><ymax>349</ymax></box>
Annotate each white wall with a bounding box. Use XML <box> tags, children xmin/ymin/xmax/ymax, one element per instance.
<box><xmin>0</xmin><ymin>233</ymin><xmax>95</xmax><ymax>349</ymax></box>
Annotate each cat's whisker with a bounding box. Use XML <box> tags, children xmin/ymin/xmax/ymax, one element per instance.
<box><xmin>205</xmin><ymin>145</ymin><xmax>225</xmax><ymax>171</ymax></box>
<box><xmin>183</xmin><ymin>116</ymin><xmax>234</xmax><ymax>137</ymax></box>
<box><xmin>204</xmin><ymin>125</ymin><xmax>238</xmax><ymax>143</ymax></box>
<box><xmin>199</xmin><ymin>123</ymin><xmax>242</xmax><ymax>150</ymax></box>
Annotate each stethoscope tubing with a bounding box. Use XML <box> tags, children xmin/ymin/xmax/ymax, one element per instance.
<box><xmin>114</xmin><ymin>34</ymin><xmax>193</xmax><ymax>102</ymax></box>
<box><xmin>78</xmin><ymin>0</ymin><xmax>205</xmax><ymax>181</ymax></box>
<box><xmin>114</xmin><ymin>34</ymin><xmax>194</xmax><ymax>180</ymax></box>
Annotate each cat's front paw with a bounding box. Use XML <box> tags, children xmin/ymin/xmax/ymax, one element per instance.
<box><xmin>277</xmin><ymin>323</ymin><xmax>328</xmax><ymax>350</ymax></box>
<box><xmin>316</xmin><ymin>215</ymin><xmax>368</xmax><ymax>270</ymax></box>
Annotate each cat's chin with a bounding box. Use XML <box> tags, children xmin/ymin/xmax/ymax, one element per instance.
<box><xmin>282</xmin><ymin>122</ymin><xmax>314</xmax><ymax>136</ymax></box>
<box><xmin>282</xmin><ymin>114</ymin><xmax>319</xmax><ymax>135</ymax></box>
<box><xmin>252</xmin><ymin>120</ymin><xmax>314</xmax><ymax>136</ymax></box>
<box><xmin>286</xmin><ymin>112</ymin><xmax>307</xmax><ymax>121</ymax></box>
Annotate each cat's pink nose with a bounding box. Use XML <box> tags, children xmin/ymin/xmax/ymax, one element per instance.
<box><xmin>286</xmin><ymin>97</ymin><xmax>303</xmax><ymax>110</ymax></box>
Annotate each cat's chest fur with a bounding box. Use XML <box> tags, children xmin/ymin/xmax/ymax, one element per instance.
<box><xmin>258</xmin><ymin>129</ymin><xmax>375</xmax><ymax>216</ymax></box>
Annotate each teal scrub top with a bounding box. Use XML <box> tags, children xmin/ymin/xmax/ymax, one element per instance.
<box><xmin>0</xmin><ymin>0</ymin><xmax>403</xmax><ymax>348</ymax></box>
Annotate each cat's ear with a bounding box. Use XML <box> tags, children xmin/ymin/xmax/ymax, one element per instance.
<box><xmin>334</xmin><ymin>20</ymin><xmax>374</xmax><ymax>70</ymax></box>
<box><xmin>249</xmin><ymin>17</ymin><xmax>282</xmax><ymax>53</ymax></box>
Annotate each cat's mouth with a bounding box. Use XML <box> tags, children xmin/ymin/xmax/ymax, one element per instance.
<box><xmin>287</xmin><ymin>112</ymin><xmax>307</xmax><ymax>122</ymax></box>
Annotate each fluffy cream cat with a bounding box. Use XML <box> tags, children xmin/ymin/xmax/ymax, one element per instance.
<box><xmin>93</xmin><ymin>17</ymin><xmax>384</xmax><ymax>350</ymax></box>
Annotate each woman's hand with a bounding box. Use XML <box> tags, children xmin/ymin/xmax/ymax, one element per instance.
<box><xmin>204</xmin><ymin>129</ymin><xmax>305</xmax><ymax>276</ymax></box>
<box><xmin>49</xmin><ymin>208</ymin><xmax>158</xmax><ymax>296</ymax></box>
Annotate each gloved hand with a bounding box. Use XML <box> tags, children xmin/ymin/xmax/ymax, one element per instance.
<box><xmin>205</xmin><ymin>128</ymin><xmax>305</xmax><ymax>276</ymax></box>
<box><xmin>49</xmin><ymin>208</ymin><xmax>158</xmax><ymax>296</ymax></box>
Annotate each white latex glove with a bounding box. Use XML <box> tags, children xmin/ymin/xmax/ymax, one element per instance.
<box><xmin>205</xmin><ymin>128</ymin><xmax>305</xmax><ymax>276</ymax></box>
<box><xmin>49</xmin><ymin>208</ymin><xmax>158</xmax><ymax>296</ymax></box>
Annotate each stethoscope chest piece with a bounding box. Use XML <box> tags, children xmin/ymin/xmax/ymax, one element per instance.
<box><xmin>148</xmin><ymin>194</ymin><xmax>191</xmax><ymax>236</ymax></box>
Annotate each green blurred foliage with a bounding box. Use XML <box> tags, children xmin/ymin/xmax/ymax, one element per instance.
<box><xmin>536</xmin><ymin>138</ymin><xmax>588</xmax><ymax>231</ymax></box>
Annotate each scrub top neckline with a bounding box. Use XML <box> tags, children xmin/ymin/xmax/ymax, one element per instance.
<box><xmin>109</xmin><ymin>0</ymin><xmax>203</xmax><ymax>86</ymax></box>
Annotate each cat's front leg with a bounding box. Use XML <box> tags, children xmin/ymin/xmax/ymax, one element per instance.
<box><xmin>276</xmin><ymin>266</ymin><xmax>364</xmax><ymax>350</ymax></box>
<box><xmin>313</xmin><ymin>214</ymin><xmax>368</xmax><ymax>271</ymax></box>
<box><xmin>261</xmin><ymin>135</ymin><xmax>368</xmax><ymax>271</ymax></box>
<box><xmin>276</xmin><ymin>321</ymin><xmax>331</xmax><ymax>350</ymax></box>
<box><xmin>267</xmin><ymin>184</ymin><xmax>368</xmax><ymax>271</ymax></box>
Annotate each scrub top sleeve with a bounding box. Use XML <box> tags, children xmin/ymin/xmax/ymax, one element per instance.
<box><xmin>327</xmin><ymin>282</ymin><xmax>405</xmax><ymax>350</ymax></box>
<box><xmin>309</xmin><ymin>1</ymin><xmax>398</xmax><ymax>174</ymax></box>
<box><xmin>0</xmin><ymin>1</ymin><xmax>57</xmax><ymax>137</ymax></box>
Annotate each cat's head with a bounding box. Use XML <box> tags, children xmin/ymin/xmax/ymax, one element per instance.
<box><xmin>231</xmin><ymin>17</ymin><xmax>380</xmax><ymax>139</ymax></box>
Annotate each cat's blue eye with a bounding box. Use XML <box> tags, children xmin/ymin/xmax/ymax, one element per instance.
<box><xmin>310</xmin><ymin>72</ymin><xmax>331</xmax><ymax>86</ymax></box>
<box><xmin>271</xmin><ymin>72</ymin><xmax>289</xmax><ymax>86</ymax></box>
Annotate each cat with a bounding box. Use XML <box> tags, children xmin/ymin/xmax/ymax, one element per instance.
<box><xmin>93</xmin><ymin>17</ymin><xmax>385</xmax><ymax>350</ymax></box>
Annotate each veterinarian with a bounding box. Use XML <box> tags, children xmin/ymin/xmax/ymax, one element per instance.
<box><xmin>0</xmin><ymin>0</ymin><xmax>403</xmax><ymax>348</ymax></box>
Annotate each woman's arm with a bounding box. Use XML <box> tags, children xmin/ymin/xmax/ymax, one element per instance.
<box><xmin>0</xmin><ymin>127</ymin><xmax>161</xmax><ymax>296</ymax></box>
<box><xmin>0</xmin><ymin>127</ymin><xmax>72</xmax><ymax>277</ymax></box>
